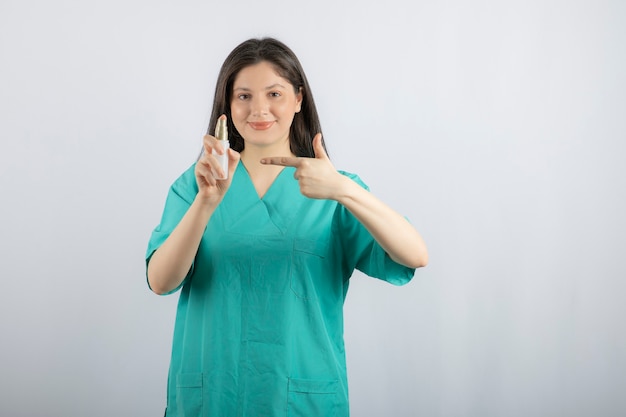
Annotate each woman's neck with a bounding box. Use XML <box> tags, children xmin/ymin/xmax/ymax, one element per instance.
<box><xmin>240</xmin><ymin>143</ymin><xmax>292</xmax><ymax>174</ymax></box>
<box><xmin>240</xmin><ymin>143</ymin><xmax>294</xmax><ymax>198</ymax></box>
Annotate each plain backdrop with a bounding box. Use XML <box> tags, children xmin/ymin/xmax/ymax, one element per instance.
<box><xmin>1</xmin><ymin>0</ymin><xmax>625</xmax><ymax>416</ymax></box>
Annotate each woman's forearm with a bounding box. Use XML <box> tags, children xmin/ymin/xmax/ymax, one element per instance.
<box><xmin>336</xmin><ymin>177</ymin><xmax>428</xmax><ymax>269</ymax></box>
<box><xmin>147</xmin><ymin>196</ymin><xmax>217</xmax><ymax>294</ymax></box>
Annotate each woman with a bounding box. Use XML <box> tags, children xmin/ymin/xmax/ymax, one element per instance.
<box><xmin>146</xmin><ymin>37</ymin><xmax>428</xmax><ymax>417</ymax></box>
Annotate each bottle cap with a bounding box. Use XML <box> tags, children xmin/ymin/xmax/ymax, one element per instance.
<box><xmin>216</xmin><ymin>116</ymin><xmax>228</xmax><ymax>142</ymax></box>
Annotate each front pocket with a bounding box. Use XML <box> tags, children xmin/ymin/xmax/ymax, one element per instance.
<box><xmin>175</xmin><ymin>373</ymin><xmax>203</xmax><ymax>416</ymax></box>
<box><xmin>287</xmin><ymin>378</ymin><xmax>338</xmax><ymax>417</ymax></box>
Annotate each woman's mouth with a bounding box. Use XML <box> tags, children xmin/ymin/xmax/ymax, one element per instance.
<box><xmin>248</xmin><ymin>121</ymin><xmax>275</xmax><ymax>130</ymax></box>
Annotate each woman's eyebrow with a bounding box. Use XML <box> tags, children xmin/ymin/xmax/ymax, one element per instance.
<box><xmin>264</xmin><ymin>83</ymin><xmax>287</xmax><ymax>90</ymax></box>
<box><xmin>233</xmin><ymin>83</ymin><xmax>287</xmax><ymax>92</ymax></box>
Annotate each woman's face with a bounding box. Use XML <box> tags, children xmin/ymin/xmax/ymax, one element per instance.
<box><xmin>230</xmin><ymin>61</ymin><xmax>302</xmax><ymax>152</ymax></box>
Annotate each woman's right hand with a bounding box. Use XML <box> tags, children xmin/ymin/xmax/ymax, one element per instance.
<box><xmin>148</xmin><ymin>125</ymin><xmax>239</xmax><ymax>294</ymax></box>
<box><xmin>194</xmin><ymin>132</ymin><xmax>240</xmax><ymax>204</ymax></box>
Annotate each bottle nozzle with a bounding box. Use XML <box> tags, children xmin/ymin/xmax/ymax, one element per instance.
<box><xmin>216</xmin><ymin>115</ymin><xmax>228</xmax><ymax>141</ymax></box>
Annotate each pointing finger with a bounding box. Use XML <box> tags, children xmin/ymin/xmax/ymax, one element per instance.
<box><xmin>260</xmin><ymin>156</ymin><xmax>302</xmax><ymax>167</ymax></box>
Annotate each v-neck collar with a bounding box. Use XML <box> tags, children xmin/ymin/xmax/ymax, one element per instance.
<box><xmin>238</xmin><ymin>161</ymin><xmax>290</xmax><ymax>201</ymax></box>
<box><xmin>218</xmin><ymin>163</ymin><xmax>302</xmax><ymax>235</ymax></box>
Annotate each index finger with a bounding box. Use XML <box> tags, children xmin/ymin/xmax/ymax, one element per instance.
<box><xmin>260</xmin><ymin>156</ymin><xmax>302</xmax><ymax>167</ymax></box>
<box><xmin>202</xmin><ymin>134</ymin><xmax>225</xmax><ymax>155</ymax></box>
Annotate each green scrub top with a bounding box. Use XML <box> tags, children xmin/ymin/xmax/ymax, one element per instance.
<box><xmin>146</xmin><ymin>163</ymin><xmax>415</xmax><ymax>417</ymax></box>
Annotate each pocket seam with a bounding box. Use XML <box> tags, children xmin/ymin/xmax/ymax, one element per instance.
<box><xmin>288</xmin><ymin>377</ymin><xmax>338</xmax><ymax>394</ymax></box>
<box><xmin>176</xmin><ymin>372</ymin><xmax>203</xmax><ymax>388</ymax></box>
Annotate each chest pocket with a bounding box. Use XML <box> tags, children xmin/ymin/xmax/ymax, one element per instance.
<box><xmin>291</xmin><ymin>238</ymin><xmax>330</xmax><ymax>300</ymax></box>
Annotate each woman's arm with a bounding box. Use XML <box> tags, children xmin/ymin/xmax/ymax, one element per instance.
<box><xmin>261</xmin><ymin>134</ymin><xmax>428</xmax><ymax>269</ymax></box>
<box><xmin>147</xmin><ymin>197</ymin><xmax>217</xmax><ymax>294</ymax></box>
<box><xmin>333</xmin><ymin>176</ymin><xmax>428</xmax><ymax>268</ymax></box>
<box><xmin>148</xmin><ymin>136</ymin><xmax>240</xmax><ymax>294</ymax></box>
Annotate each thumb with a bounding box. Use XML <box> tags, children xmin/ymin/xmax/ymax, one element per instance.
<box><xmin>312</xmin><ymin>133</ymin><xmax>328</xmax><ymax>160</ymax></box>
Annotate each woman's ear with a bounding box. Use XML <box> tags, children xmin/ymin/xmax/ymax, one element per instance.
<box><xmin>296</xmin><ymin>87</ymin><xmax>303</xmax><ymax>113</ymax></box>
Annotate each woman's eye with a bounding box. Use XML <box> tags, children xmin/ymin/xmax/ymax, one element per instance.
<box><xmin>269</xmin><ymin>92</ymin><xmax>281</xmax><ymax>98</ymax></box>
<box><xmin>238</xmin><ymin>94</ymin><xmax>250</xmax><ymax>100</ymax></box>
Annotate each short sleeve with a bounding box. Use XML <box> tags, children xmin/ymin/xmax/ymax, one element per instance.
<box><xmin>334</xmin><ymin>171</ymin><xmax>415</xmax><ymax>286</ymax></box>
<box><xmin>145</xmin><ymin>164</ymin><xmax>199</xmax><ymax>294</ymax></box>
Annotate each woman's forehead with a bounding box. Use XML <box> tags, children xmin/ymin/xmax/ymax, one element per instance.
<box><xmin>233</xmin><ymin>61</ymin><xmax>290</xmax><ymax>89</ymax></box>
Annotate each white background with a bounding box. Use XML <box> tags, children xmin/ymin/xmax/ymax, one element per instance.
<box><xmin>1</xmin><ymin>0</ymin><xmax>625</xmax><ymax>416</ymax></box>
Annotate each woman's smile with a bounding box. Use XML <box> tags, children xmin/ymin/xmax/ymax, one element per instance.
<box><xmin>248</xmin><ymin>121</ymin><xmax>275</xmax><ymax>130</ymax></box>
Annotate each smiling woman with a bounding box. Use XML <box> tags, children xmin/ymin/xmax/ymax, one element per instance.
<box><xmin>230</xmin><ymin>61</ymin><xmax>303</xmax><ymax>153</ymax></box>
<box><xmin>145</xmin><ymin>37</ymin><xmax>428</xmax><ymax>417</ymax></box>
<box><xmin>205</xmin><ymin>38</ymin><xmax>325</xmax><ymax>159</ymax></box>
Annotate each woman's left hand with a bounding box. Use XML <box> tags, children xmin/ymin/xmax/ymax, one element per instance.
<box><xmin>260</xmin><ymin>133</ymin><xmax>348</xmax><ymax>200</ymax></box>
<box><xmin>263</xmin><ymin>133</ymin><xmax>428</xmax><ymax>268</ymax></box>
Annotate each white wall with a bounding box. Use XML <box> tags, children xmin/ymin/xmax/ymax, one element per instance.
<box><xmin>1</xmin><ymin>0</ymin><xmax>624</xmax><ymax>416</ymax></box>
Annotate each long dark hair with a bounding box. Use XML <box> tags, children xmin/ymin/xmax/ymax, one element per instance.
<box><xmin>205</xmin><ymin>38</ymin><xmax>326</xmax><ymax>157</ymax></box>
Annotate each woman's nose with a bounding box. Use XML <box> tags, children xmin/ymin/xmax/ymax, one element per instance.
<box><xmin>250</xmin><ymin>96</ymin><xmax>269</xmax><ymax>116</ymax></box>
